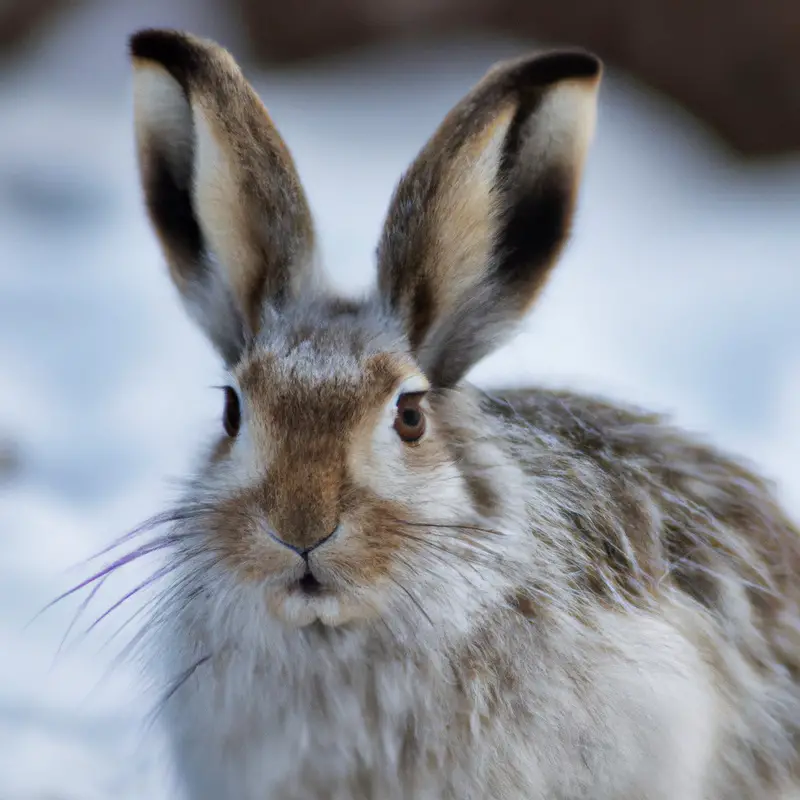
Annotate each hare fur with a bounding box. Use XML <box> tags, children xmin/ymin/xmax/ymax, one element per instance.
<box><xmin>125</xmin><ymin>28</ymin><xmax>800</xmax><ymax>800</ymax></box>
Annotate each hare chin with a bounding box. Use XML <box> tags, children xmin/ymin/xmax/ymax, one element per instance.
<box><xmin>265</xmin><ymin>584</ymin><xmax>377</xmax><ymax>628</ymax></box>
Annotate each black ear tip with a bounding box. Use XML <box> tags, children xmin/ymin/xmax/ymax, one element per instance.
<box><xmin>508</xmin><ymin>48</ymin><xmax>602</xmax><ymax>89</ymax></box>
<box><xmin>129</xmin><ymin>28</ymin><xmax>206</xmax><ymax>86</ymax></box>
<box><xmin>130</xmin><ymin>28</ymin><xmax>179</xmax><ymax>59</ymax></box>
<box><xmin>548</xmin><ymin>49</ymin><xmax>602</xmax><ymax>80</ymax></box>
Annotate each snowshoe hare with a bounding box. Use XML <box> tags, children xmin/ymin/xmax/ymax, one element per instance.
<box><xmin>121</xmin><ymin>27</ymin><xmax>800</xmax><ymax>800</ymax></box>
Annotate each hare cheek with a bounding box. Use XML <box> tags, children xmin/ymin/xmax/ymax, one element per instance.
<box><xmin>350</xmin><ymin>417</ymin><xmax>468</xmax><ymax>520</ymax></box>
<box><xmin>210</xmin><ymin>421</ymin><xmax>275</xmax><ymax>493</ymax></box>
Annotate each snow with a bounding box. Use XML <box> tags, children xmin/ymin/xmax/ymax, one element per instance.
<box><xmin>0</xmin><ymin>1</ymin><xmax>798</xmax><ymax>795</ymax></box>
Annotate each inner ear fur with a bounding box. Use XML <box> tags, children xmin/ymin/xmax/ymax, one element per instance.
<box><xmin>377</xmin><ymin>50</ymin><xmax>602</xmax><ymax>387</ymax></box>
<box><xmin>130</xmin><ymin>28</ymin><xmax>318</xmax><ymax>365</ymax></box>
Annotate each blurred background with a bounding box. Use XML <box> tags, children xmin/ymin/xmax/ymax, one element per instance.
<box><xmin>0</xmin><ymin>0</ymin><xmax>798</xmax><ymax>796</ymax></box>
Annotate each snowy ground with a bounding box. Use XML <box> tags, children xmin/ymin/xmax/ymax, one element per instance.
<box><xmin>1</xmin><ymin>1</ymin><xmax>798</xmax><ymax>796</ymax></box>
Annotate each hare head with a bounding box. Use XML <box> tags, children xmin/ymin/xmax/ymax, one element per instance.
<box><xmin>130</xmin><ymin>29</ymin><xmax>601</xmax><ymax>632</ymax></box>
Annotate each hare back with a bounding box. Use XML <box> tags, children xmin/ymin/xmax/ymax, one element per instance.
<box><xmin>485</xmin><ymin>385</ymin><xmax>800</xmax><ymax>794</ymax></box>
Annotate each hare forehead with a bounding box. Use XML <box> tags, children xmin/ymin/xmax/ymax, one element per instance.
<box><xmin>235</xmin><ymin>312</ymin><xmax>417</xmax><ymax>434</ymax></box>
<box><xmin>250</xmin><ymin>301</ymin><xmax>406</xmax><ymax>370</ymax></box>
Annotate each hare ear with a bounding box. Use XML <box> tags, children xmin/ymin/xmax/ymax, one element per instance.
<box><xmin>130</xmin><ymin>29</ymin><xmax>318</xmax><ymax>365</ymax></box>
<box><xmin>377</xmin><ymin>51</ymin><xmax>601</xmax><ymax>387</ymax></box>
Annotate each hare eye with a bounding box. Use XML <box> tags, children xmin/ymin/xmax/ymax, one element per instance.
<box><xmin>394</xmin><ymin>392</ymin><xmax>426</xmax><ymax>443</ymax></box>
<box><xmin>222</xmin><ymin>386</ymin><xmax>241</xmax><ymax>438</ymax></box>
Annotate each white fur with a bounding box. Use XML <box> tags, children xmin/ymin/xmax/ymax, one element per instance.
<box><xmin>153</xmin><ymin>576</ymin><xmax>723</xmax><ymax>799</ymax></box>
<box><xmin>192</xmin><ymin>109</ymin><xmax>249</xmax><ymax>291</ymax></box>
<box><xmin>523</xmin><ymin>80</ymin><xmax>598</xmax><ymax>176</ymax></box>
<box><xmin>132</xmin><ymin>63</ymin><xmax>193</xmax><ymax>169</ymax></box>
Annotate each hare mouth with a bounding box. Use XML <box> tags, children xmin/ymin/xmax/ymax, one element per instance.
<box><xmin>289</xmin><ymin>569</ymin><xmax>327</xmax><ymax>597</ymax></box>
<box><xmin>297</xmin><ymin>571</ymin><xmax>322</xmax><ymax>594</ymax></box>
<box><xmin>267</xmin><ymin>568</ymin><xmax>354</xmax><ymax>627</ymax></box>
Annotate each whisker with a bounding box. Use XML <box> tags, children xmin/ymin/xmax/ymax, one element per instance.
<box><xmin>82</xmin><ymin>502</ymin><xmax>220</xmax><ymax>566</ymax></box>
<box><xmin>145</xmin><ymin>653</ymin><xmax>212</xmax><ymax>731</ymax></box>
<box><xmin>360</xmin><ymin>594</ymin><xmax>403</xmax><ymax>646</ymax></box>
<box><xmin>100</xmin><ymin>565</ymin><xmax>205</xmax><ymax>655</ymax></box>
<box><xmin>107</xmin><ymin>558</ymin><xmax>216</xmax><ymax>671</ymax></box>
<box><xmin>50</xmin><ymin>573</ymin><xmax>110</xmax><ymax>664</ymax></box>
<box><xmin>32</xmin><ymin>522</ymin><xmax>209</xmax><ymax>631</ymax></box>
<box><xmin>31</xmin><ymin>539</ymin><xmax>172</xmax><ymax>626</ymax></box>
<box><xmin>394</xmin><ymin>528</ymin><xmax>480</xmax><ymax>565</ymax></box>
<box><xmin>389</xmin><ymin>531</ymin><xmax>483</xmax><ymax>594</ymax></box>
<box><xmin>385</xmin><ymin>572</ymin><xmax>434</xmax><ymax>627</ymax></box>
<box><xmin>392</xmin><ymin>517</ymin><xmax>507</xmax><ymax>539</ymax></box>
<box><xmin>86</xmin><ymin>510</ymin><xmax>186</xmax><ymax>562</ymax></box>
<box><xmin>84</xmin><ymin>559</ymin><xmax>185</xmax><ymax>636</ymax></box>
<box><xmin>409</xmin><ymin>526</ymin><xmax>497</xmax><ymax>558</ymax></box>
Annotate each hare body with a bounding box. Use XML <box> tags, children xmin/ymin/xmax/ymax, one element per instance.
<box><xmin>124</xmin><ymin>29</ymin><xmax>800</xmax><ymax>800</ymax></box>
<box><xmin>158</xmin><ymin>386</ymin><xmax>799</xmax><ymax>800</ymax></box>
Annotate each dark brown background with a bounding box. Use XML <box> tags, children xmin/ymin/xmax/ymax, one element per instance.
<box><xmin>3</xmin><ymin>0</ymin><xmax>799</xmax><ymax>157</ymax></box>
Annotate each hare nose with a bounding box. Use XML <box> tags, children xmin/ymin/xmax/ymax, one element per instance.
<box><xmin>267</xmin><ymin>524</ymin><xmax>339</xmax><ymax>558</ymax></box>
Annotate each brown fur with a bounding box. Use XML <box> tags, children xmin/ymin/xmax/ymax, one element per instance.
<box><xmin>497</xmin><ymin>387</ymin><xmax>800</xmax><ymax>618</ymax></box>
<box><xmin>234</xmin><ymin>345</ymin><xmax>411</xmax><ymax>552</ymax></box>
